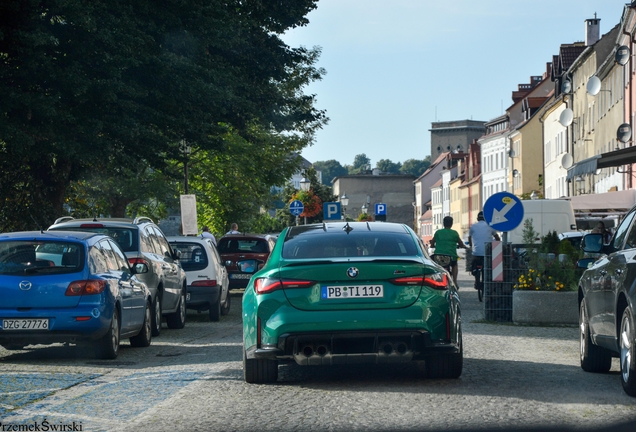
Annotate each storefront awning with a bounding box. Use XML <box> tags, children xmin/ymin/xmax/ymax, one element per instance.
<box><xmin>563</xmin><ymin>189</ymin><xmax>636</xmax><ymax>211</ymax></box>
<box><xmin>566</xmin><ymin>155</ymin><xmax>601</xmax><ymax>181</ymax></box>
<box><xmin>597</xmin><ymin>146</ymin><xmax>636</xmax><ymax>169</ymax></box>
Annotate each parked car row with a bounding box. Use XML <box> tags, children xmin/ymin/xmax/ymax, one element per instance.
<box><xmin>0</xmin><ymin>217</ymin><xmax>274</xmax><ymax>359</ymax></box>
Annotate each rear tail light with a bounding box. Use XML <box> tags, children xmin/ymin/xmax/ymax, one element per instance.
<box><xmin>65</xmin><ymin>280</ymin><xmax>107</xmax><ymax>296</ymax></box>
<box><xmin>422</xmin><ymin>273</ymin><xmax>449</xmax><ymax>290</ymax></box>
<box><xmin>191</xmin><ymin>280</ymin><xmax>217</xmax><ymax>287</ymax></box>
<box><xmin>391</xmin><ymin>276</ymin><xmax>426</xmax><ymax>286</ymax></box>
<box><xmin>254</xmin><ymin>278</ymin><xmax>314</xmax><ymax>295</ymax></box>
<box><xmin>128</xmin><ymin>257</ymin><xmax>150</xmax><ymax>267</ymax></box>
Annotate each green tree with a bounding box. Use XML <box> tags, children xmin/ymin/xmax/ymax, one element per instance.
<box><xmin>277</xmin><ymin>167</ymin><xmax>335</xmax><ymax>227</ymax></box>
<box><xmin>348</xmin><ymin>154</ymin><xmax>371</xmax><ymax>174</ymax></box>
<box><xmin>313</xmin><ymin>159</ymin><xmax>348</xmax><ymax>185</ymax></box>
<box><xmin>400</xmin><ymin>157</ymin><xmax>431</xmax><ymax>177</ymax></box>
<box><xmin>376</xmin><ymin>159</ymin><xmax>401</xmax><ymax>174</ymax></box>
<box><xmin>0</xmin><ymin>0</ymin><xmax>325</xmax><ymax>231</ymax></box>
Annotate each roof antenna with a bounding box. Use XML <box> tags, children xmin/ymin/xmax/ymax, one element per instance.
<box><xmin>342</xmin><ymin>222</ymin><xmax>353</xmax><ymax>234</ymax></box>
<box><xmin>322</xmin><ymin>222</ymin><xmax>327</xmax><ymax>231</ymax></box>
<box><xmin>366</xmin><ymin>222</ymin><xmax>371</xmax><ymax>230</ymax></box>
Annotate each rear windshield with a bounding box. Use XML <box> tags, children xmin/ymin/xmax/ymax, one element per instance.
<box><xmin>170</xmin><ymin>242</ymin><xmax>208</xmax><ymax>271</ymax></box>
<box><xmin>217</xmin><ymin>238</ymin><xmax>268</xmax><ymax>254</ymax></box>
<box><xmin>282</xmin><ymin>232</ymin><xmax>418</xmax><ymax>259</ymax></box>
<box><xmin>50</xmin><ymin>226</ymin><xmax>137</xmax><ymax>253</ymax></box>
<box><xmin>0</xmin><ymin>240</ymin><xmax>84</xmax><ymax>275</ymax></box>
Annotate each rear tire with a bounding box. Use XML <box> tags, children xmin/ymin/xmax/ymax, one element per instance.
<box><xmin>426</xmin><ymin>322</ymin><xmax>463</xmax><ymax>379</ymax></box>
<box><xmin>151</xmin><ymin>293</ymin><xmax>162</xmax><ymax>337</ymax></box>
<box><xmin>580</xmin><ymin>299</ymin><xmax>612</xmax><ymax>373</ymax></box>
<box><xmin>130</xmin><ymin>300</ymin><xmax>152</xmax><ymax>348</ymax></box>
<box><xmin>477</xmin><ymin>278</ymin><xmax>484</xmax><ymax>303</ymax></box>
<box><xmin>166</xmin><ymin>289</ymin><xmax>186</xmax><ymax>329</ymax></box>
<box><xmin>208</xmin><ymin>296</ymin><xmax>221</xmax><ymax>322</ymax></box>
<box><xmin>244</xmin><ymin>349</ymin><xmax>278</xmax><ymax>384</ymax></box>
<box><xmin>97</xmin><ymin>308</ymin><xmax>120</xmax><ymax>360</ymax></box>
<box><xmin>620</xmin><ymin>307</ymin><xmax>636</xmax><ymax>396</ymax></box>
<box><xmin>221</xmin><ymin>290</ymin><xmax>231</xmax><ymax>316</ymax></box>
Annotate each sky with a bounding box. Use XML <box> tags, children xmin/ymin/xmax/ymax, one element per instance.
<box><xmin>281</xmin><ymin>0</ymin><xmax>629</xmax><ymax>168</ymax></box>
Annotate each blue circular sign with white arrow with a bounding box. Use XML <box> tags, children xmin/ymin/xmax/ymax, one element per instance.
<box><xmin>289</xmin><ymin>199</ymin><xmax>304</xmax><ymax>216</ymax></box>
<box><xmin>483</xmin><ymin>192</ymin><xmax>524</xmax><ymax>232</ymax></box>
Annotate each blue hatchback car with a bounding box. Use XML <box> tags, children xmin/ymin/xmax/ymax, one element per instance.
<box><xmin>0</xmin><ymin>231</ymin><xmax>153</xmax><ymax>359</ymax></box>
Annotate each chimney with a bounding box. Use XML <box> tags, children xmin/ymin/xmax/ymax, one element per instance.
<box><xmin>585</xmin><ymin>13</ymin><xmax>600</xmax><ymax>46</ymax></box>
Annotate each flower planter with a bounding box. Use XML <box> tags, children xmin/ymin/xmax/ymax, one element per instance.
<box><xmin>512</xmin><ymin>290</ymin><xmax>578</xmax><ymax>325</ymax></box>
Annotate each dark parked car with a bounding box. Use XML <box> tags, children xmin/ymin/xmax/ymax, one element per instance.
<box><xmin>217</xmin><ymin>234</ymin><xmax>277</xmax><ymax>289</ymax></box>
<box><xmin>48</xmin><ymin>217</ymin><xmax>187</xmax><ymax>337</ymax></box>
<box><xmin>0</xmin><ymin>230</ymin><xmax>152</xmax><ymax>359</ymax></box>
<box><xmin>578</xmin><ymin>206</ymin><xmax>636</xmax><ymax>396</ymax></box>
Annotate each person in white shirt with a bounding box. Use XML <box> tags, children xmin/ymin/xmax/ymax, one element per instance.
<box><xmin>201</xmin><ymin>226</ymin><xmax>217</xmax><ymax>246</ymax></box>
<box><xmin>225</xmin><ymin>223</ymin><xmax>240</xmax><ymax>235</ymax></box>
<box><xmin>468</xmin><ymin>211</ymin><xmax>500</xmax><ymax>286</ymax></box>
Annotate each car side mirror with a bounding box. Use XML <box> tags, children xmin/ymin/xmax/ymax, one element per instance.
<box><xmin>581</xmin><ymin>233</ymin><xmax>603</xmax><ymax>253</ymax></box>
<box><xmin>576</xmin><ymin>258</ymin><xmax>596</xmax><ymax>269</ymax></box>
<box><xmin>169</xmin><ymin>249</ymin><xmax>180</xmax><ymax>260</ymax></box>
<box><xmin>132</xmin><ymin>262</ymin><xmax>149</xmax><ymax>274</ymax></box>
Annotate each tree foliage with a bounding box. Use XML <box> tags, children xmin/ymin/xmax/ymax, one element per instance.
<box><xmin>348</xmin><ymin>153</ymin><xmax>371</xmax><ymax>174</ymax></box>
<box><xmin>376</xmin><ymin>159</ymin><xmax>401</xmax><ymax>174</ymax></box>
<box><xmin>277</xmin><ymin>167</ymin><xmax>335</xmax><ymax>226</ymax></box>
<box><xmin>0</xmin><ymin>0</ymin><xmax>325</xmax><ymax>231</ymax></box>
<box><xmin>312</xmin><ymin>159</ymin><xmax>348</xmax><ymax>185</ymax></box>
<box><xmin>400</xmin><ymin>157</ymin><xmax>431</xmax><ymax>177</ymax></box>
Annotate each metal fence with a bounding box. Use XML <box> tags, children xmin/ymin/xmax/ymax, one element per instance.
<box><xmin>482</xmin><ymin>243</ymin><xmax>529</xmax><ymax>322</ymax></box>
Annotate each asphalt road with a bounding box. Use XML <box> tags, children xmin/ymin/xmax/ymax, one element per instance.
<box><xmin>2</xmin><ymin>268</ymin><xmax>636</xmax><ymax>432</ymax></box>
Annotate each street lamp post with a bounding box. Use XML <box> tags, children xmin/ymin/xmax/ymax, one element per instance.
<box><xmin>299</xmin><ymin>177</ymin><xmax>311</xmax><ymax>224</ymax></box>
<box><xmin>340</xmin><ymin>193</ymin><xmax>349</xmax><ymax>220</ymax></box>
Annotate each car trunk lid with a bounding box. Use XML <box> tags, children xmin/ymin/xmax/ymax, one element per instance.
<box><xmin>277</xmin><ymin>260</ymin><xmax>434</xmax><ymax>311</ymax></box>
<box><xmin>0</xmin><ymin>273</ymin><xmax>85</xmax><ymax>309</ymax></box>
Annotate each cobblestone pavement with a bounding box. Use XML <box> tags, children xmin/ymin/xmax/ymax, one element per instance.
<box><xmin>2</xmin><ymin>267</ymin><xmax>636</xmax><ymax>432</ymax></box>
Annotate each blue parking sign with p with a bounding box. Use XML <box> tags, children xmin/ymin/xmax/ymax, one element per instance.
<box><xmin>375</xmin><ymin>203</ymin><xmax>386</xmax><ymax>215</ymax></box>
<box><xmin>323</xmin><ymin>202</ymin><xmax>341</xmax><ymax>220</ymax></box>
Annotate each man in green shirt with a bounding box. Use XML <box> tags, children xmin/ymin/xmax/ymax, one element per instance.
<box><xmin>430</xmin><ymin>216</ymin><xmax>468</xmax><ymax>285</ymax></box>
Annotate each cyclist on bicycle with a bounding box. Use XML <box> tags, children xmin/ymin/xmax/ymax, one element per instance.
<box><xmin>468</xmin><ymin>211</ymin><xmax>500</xmax><ymax>289</ymax></box>
<box><xmin>430</xmin><ymin>216</ymin><xmax>468</xmax><ymax>286</ymax></box>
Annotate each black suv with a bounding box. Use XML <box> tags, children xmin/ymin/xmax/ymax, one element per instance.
<box><xmin>48</xmin><ymin>217</ymin><xmax>187</xmax><ymax>336</ymax></box>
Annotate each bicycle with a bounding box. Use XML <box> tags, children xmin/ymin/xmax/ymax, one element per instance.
<box><xmin>471</xmin><ymin>256</ymin><xmax>484</xmax><ymax>302</ymax></box>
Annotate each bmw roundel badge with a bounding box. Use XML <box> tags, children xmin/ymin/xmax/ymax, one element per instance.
<box><xmin>346</xmin><ymin>267</ymin><xmax>359</xmax><ymax>278</ymax></box>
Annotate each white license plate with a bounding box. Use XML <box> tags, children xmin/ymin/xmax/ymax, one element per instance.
<box><xmin>2</xmin><ymin>319</ymin><xmax>49</xmax><ymax>330</ymax></box>
<box><xmin>231</xmin><ymin>274</ymin><xmax>252</xmax><ymax>279</ymax></box>
<box><xmin>321</xmin><ymin>285</ymin><xmax>384</xmax><ymax>299</ymax></box>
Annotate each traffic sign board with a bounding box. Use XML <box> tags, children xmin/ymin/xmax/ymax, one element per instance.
<box><xmin>375</xmin><ymin>203</ymin><xmax>387</xmax><ymax>215</ymax></box>
<box><xmin>483</xmin><ymin>192</ymin><xmax>524</xmax><ymax>232</ymax></box>
<box><xmin>323</xmin><ymin>202</ymin><xmax>341</xmax><ymax>220</ymax></box>
<box><xmin>289</xmin><ymin>199</ymin><xmax>304</xmax><ymax>216</ymax></box>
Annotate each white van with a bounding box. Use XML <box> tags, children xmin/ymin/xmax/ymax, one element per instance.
<box><xmin>506</xmin><ymin>199</ymin><xmax>577</xmax><ymax>244</ymax></box>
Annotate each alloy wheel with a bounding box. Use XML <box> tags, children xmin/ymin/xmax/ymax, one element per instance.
<box><xmin>111</xmin><ymin>310</ymin><xmax>120</xmax><ymax>353</ymax></box>
<box><xmin>621</xmin><ymin>311</ymin><xmax>633</xmax><ymax>383</ymax></box>
<box><xmin>580</xmin><ymin>302</ymin><xmax>587</xmax><ymax>360</ymax></box>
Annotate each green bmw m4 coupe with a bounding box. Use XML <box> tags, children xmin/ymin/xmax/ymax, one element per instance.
<box><xmin>242</xmin><ymin>221</ymin><xmax>462</xmax><ymax>383</ymax></box>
